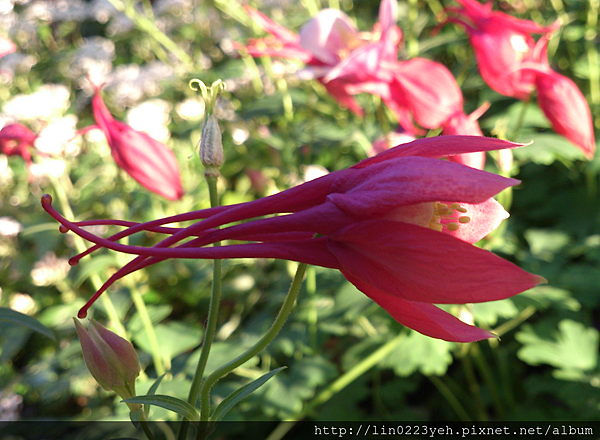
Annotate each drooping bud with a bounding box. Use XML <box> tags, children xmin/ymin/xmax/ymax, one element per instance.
<box><xmin>74</xmin><ymin>319</ymin><xmax>141</xmax><ymax>409</ymax></box>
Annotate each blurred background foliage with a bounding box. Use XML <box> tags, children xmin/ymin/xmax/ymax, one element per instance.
<box><xmin>0</xmin><ymin>0</ymin><xmax>599</xmax><ymax>431</ymax></box>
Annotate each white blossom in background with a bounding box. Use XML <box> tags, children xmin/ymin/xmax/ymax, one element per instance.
<box><xmin>175</xmin><ymin>98</ymin><xmax>204</xmax><ymax>122</ymax></box>
<box><xmin>231</xmin><ymin>127</ymin><xmax>249</xmax><ymax>146</ymax></box>
<box><xmin>0</xmin><ymin>53</ymin><xmax>37</xmax><ymax>84</ymax></box>
<box><xmin>0</xmin><ymin>155</ymin><xmax>14</xmax><ymax>185</ymax></box>
<box><xmin>29</xmin><ymin>157</ymin><xmax>67</xmax><ymax>183</ymax></box>
<box><xmin>0</xmin><ymin>217</ymin><xmax>22</xmax><ymax>237</ymax></box>
<box><xmin>35</xmin><ymin>115</ymin><xmax>81</xmax><ymax>157</ymax></box>
<box><xmin>69</xmin><ymin>37</ymin><xmax>115</xmax><ymax>84</ymax></box>
<box><xmin>30</xmin><ymin>251</ymin><xmax>70</xmax><ymax>287</ymax></box>
<box><xmin>126</xmin><ymin>99</ymin><xmax>172</xmax><ymax>143</ymax></box>
<box><xmin>106</xmin><ymin>62</ymin><xmax>174</xmax><ymax>108</ymax></box>
<box><xmin>1</xmin><ymin>84</ymin><xmax>70</xmax><ymax>126</ymax></box>
<box><xmin>302</xmin><ymin>164</ymin><xmax>329</xmax><ymax>182</ymax></box>
<box><xmin>9</xmin><ymin>292</ymin><xmax>37</xmax><ymax>315</ymax></box>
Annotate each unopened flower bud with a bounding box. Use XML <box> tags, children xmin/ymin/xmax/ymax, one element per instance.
<box><xmin>200</xmin><ymin>114</ymin><xmax>224</xmax><ymax>176</ymax></box>
<box><xmin>74</xmin><ymin>319</ymin><xmax>141</xmax><ymax>405</ymax></box>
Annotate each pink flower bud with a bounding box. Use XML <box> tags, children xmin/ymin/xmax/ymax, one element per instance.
<box><xmin>0</xmin><ymin>123</ymin><xmax>38</xmax><ymax>164</ymax></box>
<box><xmin>74</xmin><ymin>319</ymin><xmax>140</xmax><ymax>401</ymax></box>
<box><xmin>90</xmin><ymin>86</ymin><xmax>184</xmax><ymax>200</ymax></box>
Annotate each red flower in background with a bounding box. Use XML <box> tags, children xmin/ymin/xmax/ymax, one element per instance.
<box><xmin>87</xmin><ymin>85</ymin><xmax>184</xmax><ymax>200</ymax></box>
<box><xmin>241</xmin><ymin>0</ymin><xmax>470</xmax><ymax>134</ymax></box>
<box><xmin>446</xmin><ymin>0</ymin><xmax>559</xmax><ymax>99</ymax></box>
<box><xmin>446</xmin><ymin>0</ymin><xmax>595</xmax><ymax>158</ymax></box>
<box><xmin>43</xmin><ymin>136</ymin><xmax>543</xmax><ymax>342</ymax></box>
<box><xmin>0</xmin><ymin>123</ymin><xmax>38</xmax><ymax>170</ymax></box>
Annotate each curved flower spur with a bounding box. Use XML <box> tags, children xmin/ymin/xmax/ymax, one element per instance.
<box><xmin>43</xmin><ymin>136</ymin><xmax>544</xmax><ymax>342</ymax></box>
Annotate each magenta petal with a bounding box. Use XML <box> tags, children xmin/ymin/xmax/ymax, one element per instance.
<box><xmin>329</xmin><ymin>156</ymin><xmax>519</xmax><ymax>217</ymax></box>
<box><xmin>344</xmin><ymin>272</ymin><xmax>495</xmax><ymax>342</ymax></box>
<box><xmin>355</xmin><ymin>135</ymin><xmax>523</xmax><ymax>167</ymax></box>
<box><xmin>328</xmin><ymin>220</ymin><xmax>545</xmax><ymax>304</ymax></box>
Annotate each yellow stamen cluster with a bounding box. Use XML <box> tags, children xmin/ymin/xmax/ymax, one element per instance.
<box><xmin>428</xmin><ymin>202</ymin><xmax>471</xmax><ymax>232</ymax></box>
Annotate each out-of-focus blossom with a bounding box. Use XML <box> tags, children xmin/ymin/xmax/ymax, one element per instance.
<box><xmin>442</xmin><ymin>103</ymin><xmax>489</xmax><ymax>169</ymax></box>
<box><xmin>87</xmin><ymin>85</ymin><xmax>184</xmax><ymax>200</ymax></box>
<box><xmin>446</xmin><ymin>0</ymin><xmax>559</xmax><ymax>100</ymax></box>
<box><xmin>369</xmin><ymin>129</ymin><xmax>416</xmax><ymax>157</ymax></box>
<box><xmin>126</xmin><ymin>99</ymin><xmax>172</xmax><ymax>143</ymax></box>
<box><xmin>242</xmin><ymin>0</ymin><xmax>471</xmax><ymax>133</ymax></box>
<box><xmin>0</xmin><ymin>123</ymin><xmax>37</xmax><ymax>165</ymax></box>
<box><xmin>68</xmin><ymin>37</ymin><xmax>115</xmax><ymax>84</ymax></box>
<box><xmin>524</xmin><ymin>67</ymin><xmax>596</xmax><ymax>159</ymax></box>
<box><xmin>0</xmin><ymin>217</ymin><xmax>22</xmax><ymax>237</ymax></box>
<box><xmin>0</xmin><ymin>36</ymin><xmax>16</xmax><ymax>58</ymax></box>
<box><xmin>74</xmin><ymin>319</ymin><xmax>141</xmax><ymax>405</ymax></box>
<box><xmin>44</xmin><ymin>136</ymin><xmax>544</xmax><ymax>342</ymax></box>
<box><xmin>10</xmin><ymin>293</ymin><xmax>37</xmax><ymax>315</ymax></box>
<box><xmin>241</xmin><ymin>0</ymin><xmax>401</xmax><ymax>117</ymax></box>
<box><xmin>1</xmin><ymin>84</ymin><xmax>71</xmax><ymax>124</ymax></box>
<box><xmin>30</xmin><ymin>251</ymin><xmax>70</xmax><ymax>286</ymax></box>
<box><xmin>35</xmin><ymin>115</ymin><xmax>81</xmax><ymax>157</ymax></box>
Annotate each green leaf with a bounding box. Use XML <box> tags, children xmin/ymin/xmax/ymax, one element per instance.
<box><xmin>516</xmin><ymin>320</ymin><xmax>599</xmax><ymax>373</ymax></box>
<box><xmin>122</xmin><ymin>395</ymin><xmax>200</xmax><ymax>421</ymax></box>
<box><xmin>144</xmin><ymin>374</ymin><xmax>166</xmax><ymax>416</ymax></box>
<box><xmin>211</xmin><ymin>367</ymin><xmax>286</xmax><ymax>422</ymax></box>
<box><xmin>0</xmin><ymin>307</ymin><xmax>56</xmax><ymax>340</ymax></box>
<box><xmin>133</xmin><ymin>321</ymin><xmax>202</xmax><ymax>361</ymax></box>
<box><xmin>512</xmin><ymin>133</ymin><xmax>587</xmax><ymax>165</ymax></box>
<box><xmin>382</xmin><ymin>331</ymin><xmax>454</xmax><ymax>376</ymax></box>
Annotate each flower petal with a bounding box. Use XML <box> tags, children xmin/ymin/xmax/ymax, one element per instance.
<box><xmin>328</xmin><ymin>220</ymin><xmax>545</xmax><ymax>304</ymax></box>
<box><xmin>343</xmin><ymin>272</ymin><xmax>495</xmax><ymax>342</ymax></box>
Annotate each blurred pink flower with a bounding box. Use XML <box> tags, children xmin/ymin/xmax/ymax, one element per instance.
<box><xmin>87</xmin><ymin>85</ymin><xmax>184</xmax><ymax>200</ymax></box>
<box><xmin>44</xmin><ymin>136</ymin><xmax>543</xmax><ymax>342</ymax></box>
<box><xmin>446</xmin><ymin>0</ymin><xmax>559</xmax><ymax>99</ymax></box>
<box><xmin>523</xmin><ymin>67</ymin><xmax>596</xmax><ymax>159</ymax></box>
<box><xmin>369</xmin><ymin>129</ymin><xmax>416</xmax><ymax>157</ymax></box>
<box><xmin>442</xmin><ymin>103</ymin><xmax>490</xmax><ymax>169</ymax></box>
<box><xmin>0</xmin><ymin>123</ymin><xmax>37</xmax><ymax>165</ymax></box>
<box><xmin>0</xmin><ymin>36</ymin><xmax>16</xmax><ymax>58</ymax></box>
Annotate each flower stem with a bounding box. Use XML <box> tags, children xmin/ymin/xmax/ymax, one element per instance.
<box><xmin>586</xmin><ymin>0</ymin><xmax>600</xmax><ymax>105</ymax></box>
<box><xmin>179</xmin><ymin>175</ymin><xmax>222</xmax><ymax>440</ymax></box>
<box><xmin>199</xmin><ymin>262</ymin><xmax>308</xmax><ymax>428</ymax></box>
<box><xmin>129</xmin><ymin>283</ymin><xmax>166</xmax><ymax>375</ymax></box>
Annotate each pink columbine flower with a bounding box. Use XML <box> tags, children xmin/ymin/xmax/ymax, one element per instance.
<box><xmin>0</xmin><ymin>36</ymin><xmax>16</xmax><ymax>59</ymax></box>
<box><xmin>442</xmin><ymin>103</ymin><xmax>490</xmax><ymax>170</ymax></box>
<box><xmin>0</xmin><ymin>123</ymin><xmax>38</xmax><ymax>165</ymax></box>
<box><xmin>86</xmin><ymin>85</ymin><xmax>184</xmax><ymax>200</ymax></box>
<box><xmin>74</xmin><ymin>319</ymin><xmax>141</xmax><ymax>405</ymax></box>
<box><xmin>242</xmin><ymin>0</ymin><xmax>402</xmax><ymax>117</ymax></box>
<box><xmin>446</xmin><ymin>0</ymin><xmax>559</xmax><ymax>100</ymax></box>
<box><xmin>519</xmin><ymin>66</ymin><xmax>596</xmax><ymax>159</ymax></box>
<box><xmin>43</xmin><ymin>136</ymin><xmax>543</xmax><ymax>342</ymax></box>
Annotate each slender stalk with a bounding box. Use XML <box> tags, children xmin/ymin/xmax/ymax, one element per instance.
<box><xmin>266</xmin><ymin>333</ymin><xmax>405</xmax><ymax>440</ymax></box>
<box><xmin>470</xmin><ymin>344</ymin><xmax>505</xmax><ymax>418</ymax></box>
<box><xmin>104</xmin><ymin>0</ymin><xmax>195</xmax><ymax>68</ymax></box>
<box><xmin>129</xmin><ymin>284</ymin><xmax>166</xmax><ymax>375</ymax></box>
<box><xmin>179</xmin><ymin>176</ymin><xmax>222</xmax><ymax>440</ymax></box>
<box><xmin>428</xmin><ymin>376</ymin><xmax>471</xmax><ymax>422</ymax></box>
<box><xmin>461</xmin><ymin>348</ymin><xmax>489</xmax><ymax>421</ymax></box>
<box><xmin>586</xmin><ymin>0</ymin><xmax>600</xmax><ymax>105</ymax></box>
<box><xmin>199</xmin><ymin>262</ymin><xmax>308</xmax><ymax>428</ymax></box>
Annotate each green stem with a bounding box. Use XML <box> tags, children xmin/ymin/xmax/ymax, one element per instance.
<box><xmin>266</xmin><ymin>334</ymin><xmax>405</xmax><ymax>440</ymax></box>
<box><xmin>461</xmin><ymin>347</ymin><xmax>488</xmax><ymax>421</ymax></box>
<box><xmin>105</xmin><ymin>0</ymin><xmax>195</xmax><ymax>68</ymax></box>
<box><xmin>586</xmin><ymin>0</ymin><xmax>600</xmax><ymax>105</ymax></box>
<box><xmin>509</xmin><ymin>96</ymin><xmax>531</xmax><ymax>142</ymax></box>
<box><xmin>180</xmin><ymin>176</ymin><xmax>222</xmax><ymax>440</ymax></box>
<box><xmin>428</xmin><ymin>376</ymin><xmax>471</xmax><ymax>422</ymax></box>
<box><xmin>129</xmin><ymin>284</ymin><xmax>166</xmax><ymax>375</ymax></box>
<box><xmin>470</xmin><ymin>344</ymin><xmax>505</xmax><ymax>418</ymax></box>
<box><xmin>199</xmin><ymin>262</ymin><xmax>308</xmax><ymax>427</ymax></box>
